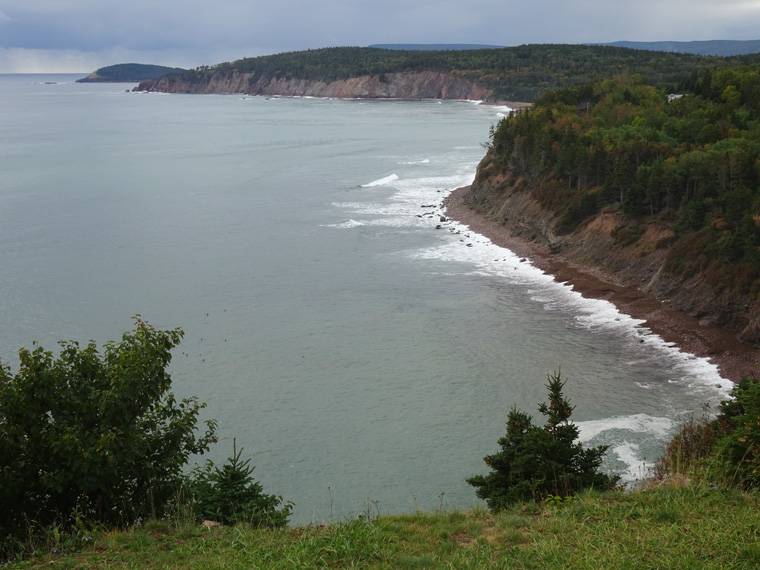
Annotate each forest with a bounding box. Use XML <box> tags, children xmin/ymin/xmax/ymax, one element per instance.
<box><xmin>77</xmin><ymin>63</ymin><xmax>186</xmax><ymax>83</ymax></box>
<box><xmin>166</xmin><ymin>44</ymin><xmax>746</xmax><ymax>102</ymax></box>
<box><xmin>485</xmin><ymin>63</ymin><xmax>760</xmax><ymax>302</ymax></box>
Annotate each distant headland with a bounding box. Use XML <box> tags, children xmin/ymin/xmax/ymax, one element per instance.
<box><xmin>76</xmin><ymin>63</ymin><xmax>186</xmax><ymax>83</ymax></box>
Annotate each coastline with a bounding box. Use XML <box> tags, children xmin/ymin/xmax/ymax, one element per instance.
<box><xmin>445</xmin><ymin>186</ymin><xmax>759</xmax><ymax>384</ymax></box>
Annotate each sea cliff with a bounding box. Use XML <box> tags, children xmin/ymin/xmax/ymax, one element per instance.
<box><xmin>135</xmin><ymin>71</ymin><xmax>493</xmax><ymax>101</ymax></box>
<box><xmin>449</xmin><ymin>151</ymin><xmax>760</xmax><ymax>379</ymax></box>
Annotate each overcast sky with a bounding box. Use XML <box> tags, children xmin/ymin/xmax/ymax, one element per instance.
<box><xmin>1</xmin><ymin>0</ymin><xmax>759</xmax><ymax>73</ymax></box>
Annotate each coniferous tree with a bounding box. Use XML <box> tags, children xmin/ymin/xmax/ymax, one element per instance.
<box><xmin>467</xmin><ymin>372</ymin><xmax>619</xmax><ymax>510</ymax></box>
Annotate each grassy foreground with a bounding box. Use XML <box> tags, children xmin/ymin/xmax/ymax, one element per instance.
<box><xmin>8</xmin><ymin>483</ymin><xmax>760</xmax><ymax>569</ymax></box>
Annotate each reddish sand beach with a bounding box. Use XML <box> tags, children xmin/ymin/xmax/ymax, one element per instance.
<box><xmin>445</xmin><ymin>186</ymin><xmax>760</xmax><ymax>384</ymax></box>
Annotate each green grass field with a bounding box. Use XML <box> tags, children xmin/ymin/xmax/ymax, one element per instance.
<box><xmin>8</xmin><ymin>481</ymin><xmax>760</xmax><ymax>569</ymax></box>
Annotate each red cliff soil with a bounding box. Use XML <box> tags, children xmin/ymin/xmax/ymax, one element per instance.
<box><xmin>445</xmin><ymin>186</ymin><xmax>760</xmax><ymax>383</ymax></box>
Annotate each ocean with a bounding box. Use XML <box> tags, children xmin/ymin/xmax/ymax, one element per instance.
<box><xmin>0</xmin><ymin>74</ymin><xmax>731</xmax><ymax>523</ymax></box>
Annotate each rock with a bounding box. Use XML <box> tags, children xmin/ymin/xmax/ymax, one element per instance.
<box><xmin>136</xmin><ymin>70</ymin><xmax>494</xmax><ymax>100</ymax></box>
<box><xmin>466</xmin><ymin>152</ymin><xmax>759</xmax><ymax>345</ymax></box>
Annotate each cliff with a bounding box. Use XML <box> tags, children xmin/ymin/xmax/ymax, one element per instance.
<box><xmin>135</xmin><ymin>70</ymin><xmax>493</xmax><ymax>100</ymax></box>
<box><xmin>131</xmin><ymin>45</ymin><xmax>722</xmax><ymax>102</ymax></box>
<box><xmin>466</xmin><ymin>152</ymin><xmax>760</xmax><ymax>346</ymax></box>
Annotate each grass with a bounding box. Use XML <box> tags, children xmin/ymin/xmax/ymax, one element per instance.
<box><xmin>6</xmin><ymin>482</ymin><xmax>760</xmax><ymax>569</ymax></box>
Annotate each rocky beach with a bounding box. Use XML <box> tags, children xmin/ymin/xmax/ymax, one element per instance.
<box><xmin>445</xmin><ymin>186</ymin><xmax>760</xmax><ymax>384</ymax></box>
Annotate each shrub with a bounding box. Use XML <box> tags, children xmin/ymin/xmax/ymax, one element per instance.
<box><xmin>0</xmin><ymin>317</ymin><xmax>218</xmax><ymax>548</ymax></box>
<box><xmin>191</xmin><ymin>440</ymin><xmax>291</xmax><ymax>528</ymax></box>
<box><xmin>714</xmin><ymin>377</ymin><xmax>760</xmax><ymax>486</ymax></box>
<box><xmin>651</xmin><ymin>410</ymin><xmax>729</xmax><ymax>482</ymax></box>
<box><xmin>467</xmin><ymin>371</ymin><xmax>619</xmax><ymax>510</ymax></box>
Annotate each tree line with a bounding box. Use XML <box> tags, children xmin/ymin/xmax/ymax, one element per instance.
<box><xmin>164</xmin><ymin>44</ymin><xmax>739</xmax><ymax>102</ymax></box>
<box><xmin>486</xmin><ymin>64</ymin><xmax>760</xmax><ymax>300</ymax></box>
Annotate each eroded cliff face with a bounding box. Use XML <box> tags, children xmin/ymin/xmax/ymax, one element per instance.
<box><xmin>135</xmin><ymin>71</ymin><xmax>493</xmax><ymax>101</ymax></box>
<box><xmin>467</xmin><ymin>153</ymin><xmax>760</xmax><ymax>344</ymax></box>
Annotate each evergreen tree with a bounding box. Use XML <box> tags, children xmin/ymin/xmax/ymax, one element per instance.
<box><xmin>191</xmin><ymin>440</ymin><xmax>291</xmax><ymax>528</ymax></box>
<box><xmin>467</xmin><ymin>372</ymin><xmax>618</xmax><ymax>510</ymax></box>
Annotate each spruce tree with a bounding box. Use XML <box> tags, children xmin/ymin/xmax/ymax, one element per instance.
<box><xmin>467</xmin><ymin>371</ymin><xmax>619</xmax><ymax>510</ymax></box>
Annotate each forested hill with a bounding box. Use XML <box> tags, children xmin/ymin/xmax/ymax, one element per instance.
<box><xmin>467</xmin><ymin>64</ymin><xmax>760</xmax><ymax>343</ymax></box>
<box><xmin>136</xmin><ymin>45</ymin><xmax>732</xmax><ymax>102</ymax></box>
<box><xmin>600</xmin><ymin>40</ymin><xmax>760</xmax><ymax>57</ymax></box>
<box><xmin>77</xmin><ymin>63</ymin><xmax>186</xmax><ymax>83</ymax></box>
<box><xmin>368</xmin><ymin>43</ymin><xmax>505</xmax><ymax>50</ymax></box>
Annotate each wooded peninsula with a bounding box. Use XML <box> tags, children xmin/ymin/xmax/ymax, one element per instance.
<box><xmin>136</xmin><ymin>44</ymin><xmax>740</xmax><ymax>102</ymax></box>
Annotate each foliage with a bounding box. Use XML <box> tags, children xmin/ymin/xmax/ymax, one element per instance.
<box><xmin>467</xmin><ymin>372</ymin><xmax>618</xmax><ymax>509</ymax></box>
<box><xmin>16</xmin><ymin>487</ymin><xmax>760</xmax><ymax>569</ymax></box>
<box><xmin>158</xmin><ymin>44</ymin><xmax>730</xmax><ymax>102</ymax></box>
<box><xmin>190</xmin><ymin>440</ymin><xmax>291</xmax><ymax>528</ymax></box>
<box><xmin>78</xmin><ymin>63</ymin><xmax>185</xmax><ymax>82</ymax></box>
<box><xmin>651</xmin><ymin>377</ymin><xmax>760</xmax><ymax>489</ymax></box>
<box><xmin>651</xmin><ymin>409</ymin><xmax>731</xmax><ymax>482</ymax></box>
<box><xmin>484</xmin><ymin>66</ymin><xmax>760</xmax><ymax>300</ymax></box>
<box><xmin>714</xmin><ymin>377</ymin><xmax>760</xmax><ymax>486</ymax></box>
<box><xmin>0</xmin><ymin>317</ymin><xmax>218</xmax><ymax>548</ymax></box>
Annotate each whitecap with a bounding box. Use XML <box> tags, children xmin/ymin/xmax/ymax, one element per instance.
<box><xmin>408</xmin><ymin>201</ymin><xmax>731</xmax><ymax>399</ymax></box>
<box><xmin>576</xmin><ymin>414</ymin><xmax>674</xmax><ymax>442</ymax></box>
<box><xmin>611</xmin><ymin>443</ymin><xmax>651</xmax><ymax>481</ymax></box>
<box><xmin>322</xmin><ymin>219</ymin><xmax>365</xmax><ymax>229</ymax></box>
<box><xmin>575</xmin><ymin>414</ymin><xmax>677</xmax><ymax>481</ymax></box>
<box><xmin>341</xmin><ymin>151</ymin><xmax>732</xmax><ymax>400</ymax></box>
<box><xmin>360</xmin><ymin>174</ymin><xmax>399</xmax><ymax>187</ymax></box>
<box><xmin>491</xmin><ymin>105</ymin><xmax>514</xmax><ymax>115</ymax></box>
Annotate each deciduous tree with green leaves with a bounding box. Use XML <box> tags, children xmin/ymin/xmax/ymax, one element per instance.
<box><xmin>467</xmin><ymin>372</ymin><xmax>619</xmax><ymax>510</ymax></box>
<box><xmin>0</xmin><ymin>317</ymin><xmax>218</xmax><ymax>543</ymax></box>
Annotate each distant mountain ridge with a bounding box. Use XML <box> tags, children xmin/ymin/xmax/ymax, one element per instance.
<box><xmin>597</xmin><ymin>40</ymin><xmax>760</xmax><ymax>56</ymax></box>
<box><xmin>369</xmin><ymin>44</ymin><xmax>505</xmax><ymax>51</ymax></box>
<box><xmin>77</xmin><ymin>63</ymin><xmax>186</xmax><ymax>83</ymax></box>
<box><xmin>372</xmin><ymin>41</ymin><xmax>760</xmax><ymax>57</ymax></box>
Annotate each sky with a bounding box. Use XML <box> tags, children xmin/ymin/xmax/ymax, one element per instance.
<box><xmin>0</xmin><ymin>0</ymin><xmax>759</xmax><ymax>73</ymax></box>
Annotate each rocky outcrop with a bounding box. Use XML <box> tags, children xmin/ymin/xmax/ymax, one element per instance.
<box><xmin>467</xmin><ymin>153</ymin><xmax>760</xmax><ymax>345</ymax></box>
<box><xmin>135</xmin><ymin>71</ymin><xmax>493</xmax><ymax>101</ymax></box>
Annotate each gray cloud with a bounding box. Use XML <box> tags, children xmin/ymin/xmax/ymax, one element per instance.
<box><xmin>0</xmin><ymin>0</ymin><xmax>758</xmax><ymax>72</ymax></box>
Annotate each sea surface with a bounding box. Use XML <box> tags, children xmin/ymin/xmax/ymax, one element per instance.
<box><xmin>0</xmin><ymin>74</ymin><xmax>732</xmax><ymax>523</ymax></box>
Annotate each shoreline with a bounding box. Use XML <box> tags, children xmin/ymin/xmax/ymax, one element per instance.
<box><xmin>444</xmin><ymin>186</ymin><xmax>759</xmax><ymax>384</ymax></box>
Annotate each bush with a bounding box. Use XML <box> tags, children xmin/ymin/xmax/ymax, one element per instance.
<box><xmin>651</xmin><ymin>410</ymin><xmax>729</xmax><ymax>482</ymax></box>
<box><xmin>191</xmin><ymin>440</ymin><xmax>291</xmax><ymax>528</ymax></box>
<box><xmin>0</xmin><ymin>318</ymin><xmax>218</xmax><ymax>547</ymax></box>
<box><xmin>467</xmin><ymin>371</ymin><xmax>619</xmax><ymax>510</ymax></box>
<box><xmin>714</xmin><ymin>377</ymin><xmax>760</xmax><ymax>486</ymax></box>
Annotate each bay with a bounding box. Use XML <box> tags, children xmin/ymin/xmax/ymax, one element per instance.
<box><xmin>0</xmin><ymin>74</ymin><xmax>728</xmax><ymax>523</ymax></box>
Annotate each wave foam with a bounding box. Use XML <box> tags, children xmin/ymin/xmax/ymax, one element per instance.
<box><xmin>575</xmin><ymin>414</ymin><xmax>676</xmax><ymax>481</ymax></box>
<box><xmin>576</xmin><ymin>414</ymin><xmax>674</xmax><ymax>442</ymax></box>
<box><xmin>611</xmin><ymin>443</ymin><xmax>650</xmax><ymax>481</ymax></box>
<box><xmin>322</xmin><ymin>219</ymin><xmax>365</xmax><ymax>229</ymax></box>
<box><xmin>334</xmin><ymin>141</ymin><xmax>732</xmax><ymax>405</ymax></box>
<box><xmin>361</xmin><ymin>174</ymin><xmax>399</xmax><ymax>187</ymax></box>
